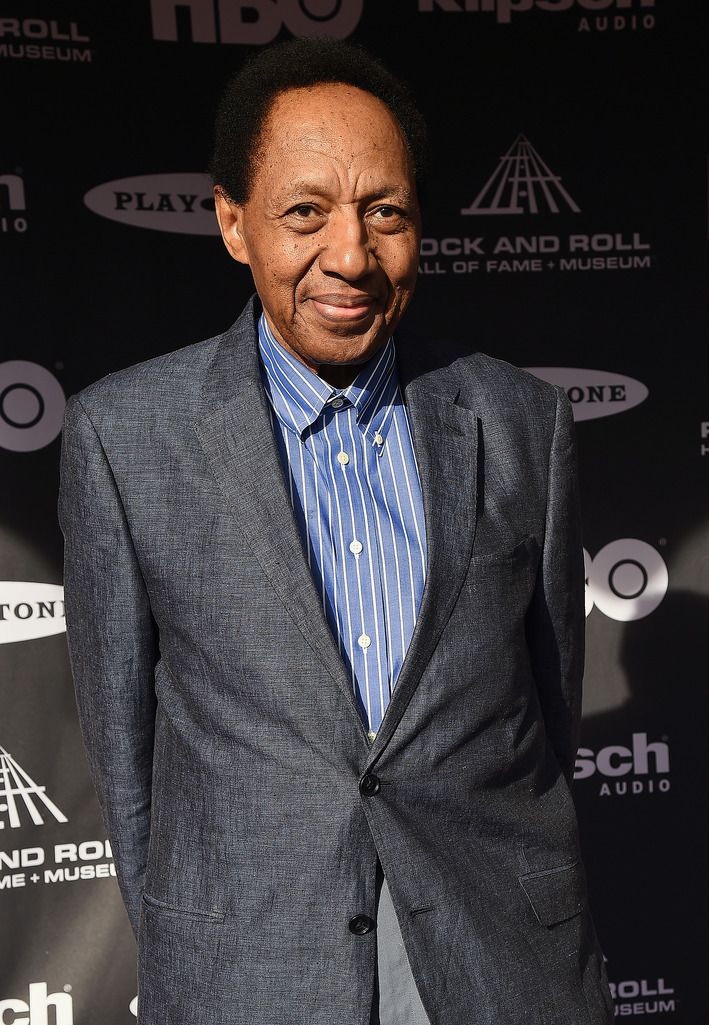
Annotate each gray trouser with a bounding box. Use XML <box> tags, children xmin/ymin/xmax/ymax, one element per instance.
<box><xmin>371</xmin><ymin>863</ymin><xmax>432</xmax><ymax>1025</ymax></box>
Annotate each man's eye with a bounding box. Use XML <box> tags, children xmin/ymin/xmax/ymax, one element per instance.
<box><xmin>289</xmin><ymin>204</ymin><xmax>317</xmax><ymax>217</ymax></box>
<box><xmin>373</xmin><ymin>205</ymin><xmax>404</xmax><ymax>221</ymax></box>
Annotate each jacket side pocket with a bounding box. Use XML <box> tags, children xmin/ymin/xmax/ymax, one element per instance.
<box><xmin>141</xmin><ymin>891</ymin><xmax>225</xmax><ymax>924</ymax></box>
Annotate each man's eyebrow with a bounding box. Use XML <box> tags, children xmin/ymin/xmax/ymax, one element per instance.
<box><xmin>280</xmin><ymin>181</ymin><xmax>415</xmax><ymax>204</ymax></box>
<box><xmin>364</xmin><ymin>185</ymin><xmax>415</xmax><ymax>204</ymax></box>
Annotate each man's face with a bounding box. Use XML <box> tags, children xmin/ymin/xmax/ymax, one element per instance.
<box><xmin>214</xmin><ymin>83</ymin><xmax>421</xmax><ymax>377</ymax></box>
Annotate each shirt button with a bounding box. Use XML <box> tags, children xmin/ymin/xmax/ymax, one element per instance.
<box><xmin>337</xmin><ymin>451</ymin><xmax>350</xmax><ymax>466</ymax></box>
<box><xmin>349</xmin><ymin>540</ymin><xmax>363</xmax><ymax>555</ymax></box>
<box><xmin>331</xmin><ymin>397</ymin><xmax>344</xmax><ymax>409</ymax></box>
<box><xmin>349</xmin><ymin>914</ymin><xmax>375</xmax><ymax>935</ymax></box>
<box><xmin>373</xmin><ymin>432</ymin><xmax>384</xmax><ymax>446</ymax></box>
<box><xmin>367</xmin><ymin>730</ymin><xmax>377</xmax><ymax>742</ymax></box>
<box><xmin>357</xmin><ymin>634</ymin><xmax>371</xmax><ymax>650</ymax></box>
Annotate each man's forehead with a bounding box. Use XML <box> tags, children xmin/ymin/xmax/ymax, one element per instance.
<box><xmin>262</xmin><ymin>83</ymin><xmax>405</xmax><ymax>152</ymax></box>
<box><xmin>259</xmin><ymin>155</ymin><xmax>414</xmax><ymax>207</ymax></box>
<box><xmin>254</xmin><ymin>86</ymin><xmax>412</xmax><ymax>195</ymax></box>
<box><xmin>269</xmin><ymin>81</ymin><xmax>394</xmax><ymax>116</ymax></box>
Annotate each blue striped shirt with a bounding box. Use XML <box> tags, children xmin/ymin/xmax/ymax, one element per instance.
<box><xmin>257</xmin><ymin>314</ymin><xmax>427</xmax><ymax>735</ymax></box>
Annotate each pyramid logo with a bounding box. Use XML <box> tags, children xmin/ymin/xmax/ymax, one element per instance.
<box><xmin>0</xmin><ymin>745</ymin><xmax>68</xmax><ymax>829</ymax></box>
<box><xmin>461</xmin><ymin>134</ymin><xmax>580</xmax><ymax>216</ymax></box>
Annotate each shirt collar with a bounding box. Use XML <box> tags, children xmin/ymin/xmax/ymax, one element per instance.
<box><xmin>257</xmin><ymin>313</ymin><xmax>398</xmax><ymax>445</ymax></box>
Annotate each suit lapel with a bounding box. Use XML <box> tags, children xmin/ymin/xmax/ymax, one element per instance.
<box><xmin>367</xmin><ymin>356</ymin><xmax>480</xmax><ymax>760</ymax></box>
<box><xmin>194</xmin><ymin>298</ymin><xmax>370</xmax><ymax>742</ymax></box>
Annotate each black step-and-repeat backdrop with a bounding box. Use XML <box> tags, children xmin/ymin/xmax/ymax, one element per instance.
<box><xmin>2</xmin><ymin>2</ymin><xmax>707</xmax><ymax>1022</ymax></box>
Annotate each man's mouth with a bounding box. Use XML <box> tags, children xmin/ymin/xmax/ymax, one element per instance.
<box><xmin>309</xmin><ymin>293</ymin><xmax>378</xmax><ymax>323</ymax></box>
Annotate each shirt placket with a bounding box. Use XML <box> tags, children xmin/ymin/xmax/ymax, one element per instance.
<box><xmin>321</xmin><ymin>403</ymin><xmax>389</xmax><ymax>733</ymax></box>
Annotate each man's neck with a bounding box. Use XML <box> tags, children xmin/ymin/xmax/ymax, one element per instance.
<box><xmin>316</xmin><ymin>363</ymin><xmax>361</xmax><ymax>389</ymax></box>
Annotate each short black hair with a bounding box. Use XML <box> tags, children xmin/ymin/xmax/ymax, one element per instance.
<box><xmin>210</xmin><ymin>38</ymin><xmax>428</xmax><ymax>204</ymax></box>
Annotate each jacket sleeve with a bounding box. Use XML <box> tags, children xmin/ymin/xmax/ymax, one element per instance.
<box><xmin>58</xmin><ymin>393</ymin><xmax>158</xmax><ymax>940</ymax></box>
<box><xmin>525</xmin><ymin>386</ymin><xmax>585</xmax><ymax>784</ymax></box>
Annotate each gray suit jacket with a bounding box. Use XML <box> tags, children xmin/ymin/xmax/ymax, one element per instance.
<box><xmin>58</xmin><ymin>296</ymin><xmax>613</xmax><ymax>1025</ymax></box>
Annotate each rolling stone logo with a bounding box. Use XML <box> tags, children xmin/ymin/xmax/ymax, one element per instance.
<box><xmin>419</xmin><ymin>134</ymin><xmax>655</xmax><ymax>278</ymax></box>
<box><xmin>150</xmin><ymin>0</ymin><xmax>363</xmax><ymax>44</ymax></box>
<box><xmin>0</xmin><ymin>173</ymin><xmax>28</xmax><ymax>235</ymax></box>
<box><xmin>574</xmin><ymin>732</ymin><xmax>670</xmax><ymax>796</ymax></box>
<box><xmin>418</xmin><ymin>0</ymin><xmax>656</xmax><ymax>33</ymax></box>
<box><xmin>0</xmin><ymin>584</ymin><xmax>65</xmax><ymax>643</ymax></box>
<box><xmin>526</xmin><ymin>368</ymin><xmax>648</xmax><ymax>422</ymax></box>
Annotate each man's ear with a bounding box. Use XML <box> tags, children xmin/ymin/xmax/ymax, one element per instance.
<box><xmin>213</xmin><ymin>187</ymin><xmax>249</xmax><ymax>265</ymax></box>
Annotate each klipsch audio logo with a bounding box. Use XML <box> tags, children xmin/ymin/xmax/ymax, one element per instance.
<box><xmin>0</xmin><ymin>361</ymin><xmax>65</xmax><ymax>452</ymax></box>
<box><xmin>0</xmin><ymin>17</ymin><xmax>92</xmax><ymax>62</ymax></box>
<box><xmin>0</xmin><ymin>745</ymin><xmax>67</xmax><ymax>830</ymax></box>
<box><xmin>584</xmin><ymin>540</ymin><xmax>668</xmax><ymax>621</ymax></box>
<box><xmin>150</xmin><ymin>0</ymin><xmax>363</xmax><ymax>44</ymax></box>
<box><xmin>574</xmin><ymin>732</ymin><xmax>670</xmax><ymax>796</ymax></box>
<box><xmin>83</xmin><ymin>173</ymin><xmax>218</xmax><ymax>235</ymax></box>
<box><xmin>0</xmin><ymin>173</ymin><xmax>27</xmax><ymax>234</ymax></box>
<box><xmin>417</xmin><ymin>0</ymin><xmax>656</xmax><ymax>34</ymax></box>
<box><xmin>0</xmin><ymin>584</ymin><xmax>66</xmax><ymax>644</ymax></box>
<box><xmin>0</xmin><ymin>985</ymin><xmax>139</xmax><ymax>1022</ymax></box>
<box><xmin>419</xmin><ymin>134</ymin><xmax>654</xmax><ymax>278</ymax></box>
<box><xmin>526</xmin><ymin>368</ymin><xmax>648</xmax><ymax>421</ymax></box>
<box><xmin>609</xmin><ymin>977</ymin><xmax>676</xmax><ymax>1016</ymax></box>
<box><xmin>0</xmin><ymin>984</ymin><xmax>73</xmax><ymax>1025</ymax></box>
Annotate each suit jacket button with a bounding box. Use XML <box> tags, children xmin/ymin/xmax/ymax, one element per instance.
<box><xmin>359</xmin><ymin>772</ymin><xmax>381</xmax><ymax>797</ymax></box>
<box><xmin>349</xmin><ymin>914</ymin><xmax>375</xmax><ymax>935</ymax></box>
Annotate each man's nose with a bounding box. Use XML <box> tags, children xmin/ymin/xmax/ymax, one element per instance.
<box><xmin>318</xmin><ymin>211</ymin><xmax>373</xmax><ymax>280</ymax></box>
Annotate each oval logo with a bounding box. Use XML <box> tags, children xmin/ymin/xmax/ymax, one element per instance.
<box><xmin>525</xmin><ymin>367</ymin><xmax>648</xmax><ymax>421</ymax></box>
<box><xmin>83</xmin><ymin>173</ymin><xmax>218</xmax><ymax>235</ymax></box>
<box><xmin>0</xmin><ymin>583</ymin><xmax>65</xmax><ymax>644</ymax></box>
<box><xmin>0</xmin><ymin>360</ymin><xmax>66</xmax><ymax>452</ymax></box>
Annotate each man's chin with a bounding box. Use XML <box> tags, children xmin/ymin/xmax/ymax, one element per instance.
<box><xmin>268</xmin><ymin>303</ymin><xmax>396</xmax><ymax>370</ymax></box>
<box><xmin>313</xmin><ymin>325</ymin><xmax>391</xmax><ymax>366</ymax></box>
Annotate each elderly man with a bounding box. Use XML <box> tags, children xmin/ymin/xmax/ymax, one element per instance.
<box><xmin>59</xmin><ymin>38</ymin><xmax>613</xmax><ymax>1025</ymax></box>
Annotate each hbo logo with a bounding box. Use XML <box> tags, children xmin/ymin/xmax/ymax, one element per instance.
<box><xmin>0</xmin><ymin>360</ymin><xmax>66</xmax><ymax>452</ymax></box>
<box><xmin>584</xmin><ymin>539</ymin><xmax>668</xmax><ymax>622</ymax></box>
<box><xmin>151</xmin><ymin>0</ymin><xmax>363</xmax><ymax>44</ymax></box>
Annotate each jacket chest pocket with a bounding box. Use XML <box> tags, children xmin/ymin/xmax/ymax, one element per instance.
<box><xmin>463</xmin><ymin>533</ymin><xmax>540</xmax><ymax>617</ymax></box>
